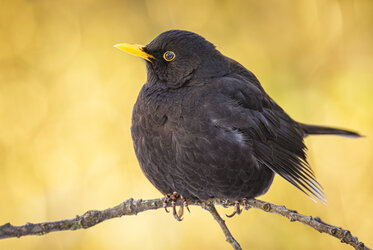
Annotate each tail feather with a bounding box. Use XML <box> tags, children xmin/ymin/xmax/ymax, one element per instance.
<box><xmin>299</xmin><ymin>123</ymin><xmax>362</xmax><ymax>138</ymax></box>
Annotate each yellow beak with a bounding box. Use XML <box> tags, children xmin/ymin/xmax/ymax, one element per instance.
<box><xmin>114</xmin><ymin>43</ymin><xmax>154</xmax><ymax>62</ymax></box>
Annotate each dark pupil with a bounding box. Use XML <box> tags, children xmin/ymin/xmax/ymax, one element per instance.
<box><xmin>165</xmin><ymin>52</ymin><xmax>174</xmax><ymax>60</ymax></box>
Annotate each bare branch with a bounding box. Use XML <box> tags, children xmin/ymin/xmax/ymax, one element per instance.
<box><xmin>223</xmin><ymin>199</ymin><xmax>369</xmax><ymax>250</ymax></box>
<box><xmin>0</xmin><ymin>198</ymin><xmax>369</xmax><ymax>250</ymax></box>
<box><xmin>202</xmin><ymin>203</ymin><xmax>241</xmax><ymax>250</ymax></box>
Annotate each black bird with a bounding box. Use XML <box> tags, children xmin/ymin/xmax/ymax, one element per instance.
<box><xmin>115</xmin><ymin>30</ymin><xmax>360</xmax><ymax>220</ymax></box>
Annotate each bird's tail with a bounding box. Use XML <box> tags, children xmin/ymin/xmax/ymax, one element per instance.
<box><xmin>299</xmin><ymin>123</ymin><xmax>362</xmax><ymax>138</ymax></box>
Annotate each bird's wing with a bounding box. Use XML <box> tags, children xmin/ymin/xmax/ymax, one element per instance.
<box><xmin>206</xmin><ymin>76</ymin><xmax>326</xmax><ymax>203</ymax></box>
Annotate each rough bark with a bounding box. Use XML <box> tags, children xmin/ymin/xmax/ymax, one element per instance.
<box><xmin>0</xmin><ymin>198</ymin><xmax>369</xmax><ymax>250</ymax></box>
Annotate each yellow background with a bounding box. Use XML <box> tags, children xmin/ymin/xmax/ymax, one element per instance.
<box><xmin>0</xmin><ymin>0</ymin><xmax>372</xmax><ymax>249</ymax></box>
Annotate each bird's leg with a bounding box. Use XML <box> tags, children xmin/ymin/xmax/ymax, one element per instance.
<box><xmin>226</xmin><ymin>200</ymin><xmax>242</xmax><ymax>218</ymax></box>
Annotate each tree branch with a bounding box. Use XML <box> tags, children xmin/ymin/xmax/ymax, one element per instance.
<box><xmin>0</xmin><ymin>198</ymin><xmax>369</xmax><ymax>250</ymax></box>
<box><xmin>202</xmin><ymin>203</ymin><xmax>241</xmax><ymax>250</ymax></box>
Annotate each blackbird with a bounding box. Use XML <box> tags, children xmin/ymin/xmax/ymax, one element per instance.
<box><xmin>115</xmin><ymin>30</ymin><xmax>360</xmax><ymax>220</ymax></box>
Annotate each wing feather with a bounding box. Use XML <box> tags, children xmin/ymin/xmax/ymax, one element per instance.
<box><xmin>212</xmin><ymin>76</ymin><xmax>326</xmax><ymax>203</ymax></box>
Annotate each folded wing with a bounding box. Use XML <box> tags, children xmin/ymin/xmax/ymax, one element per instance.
<box><xmin>208</xmin><ymin>76</ymin><xmax>326</xmax><ymax>203</ymax></box>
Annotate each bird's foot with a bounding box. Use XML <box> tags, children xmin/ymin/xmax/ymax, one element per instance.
<box><xmin>243</xmin><ymin>198</ymin><xmax>251</xmax><ymax>210</ymax></box>
<box><xmin>163</xmin><ymin>192</ymin><xmax>189</xmax><ymax>221</ymax></box>
<box><xmin>226</xmin><ymin>201</ymin><xmax>241</xmax><ymax>218</ymax></box>
<box><xmin>226</xmin><ymin>198</ymin><xmax>251</xmax><ymax>218</ymax></box>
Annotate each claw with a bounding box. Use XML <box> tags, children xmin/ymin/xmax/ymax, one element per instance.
<box><xmin>243</xmin><ymin>198</ymin><xmax>250</xmax><ymax>210</ymax></box>
<box><xmin>226</xmin><ymin>210</ymin><xmax>237</xmax><ymax>218</ymax></box>
<box><xmin>163</xmin><ymin>194</ymin><xmax>170</xmax><ymax>213</ymax></box>
<box><xmin>185</xmin><ymin>203</ymin><xmax>190</xmax><ymax>213</ymax></box>
<box><xmin>235</xmin><ymin>201</ymin><xmax>242</xmax><ymax>215</ymax></box>
<box><xmin>181</xmin><ymin>196</ymin><xmax>190</xmax><ymax>213</ymax></box>
<box><xmin>172</xmin><ymin>200</ymin><xmax>183</xmax><ymax>221</ymax></box>
<box><xmin>163</xmin><ymin>202</ymin><xmax>170</xmax><ymax>213</ymax></box>
<box><xmin>226</xmin><ymin>200</ymin><xmax>242</xmax><ymax>218</ymax></box>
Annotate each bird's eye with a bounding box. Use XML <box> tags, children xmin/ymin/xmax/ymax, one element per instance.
<box><xmin>163</xmin><ymin>51</ymin><xmax>175</xmax><ymax>61</ymax></box>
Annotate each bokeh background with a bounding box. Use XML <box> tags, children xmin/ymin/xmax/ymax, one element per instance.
<box><xmin>0</xmin><ymin>0</ymin><xmax>372</xmax><ymax>249</ymax></box>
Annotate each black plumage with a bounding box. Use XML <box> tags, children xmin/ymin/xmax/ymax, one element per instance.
<box><xmin>116</xmin><ymin>30</ymin><xmax>360</xmax><ymax>207</ymax></box>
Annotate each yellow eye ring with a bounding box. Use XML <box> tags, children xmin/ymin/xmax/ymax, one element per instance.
<box><xmin>163</xmin><ymin>51</ymin><xmax>175</xmax><ymax>61</ymax></box>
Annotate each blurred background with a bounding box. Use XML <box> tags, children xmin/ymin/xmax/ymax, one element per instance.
<box><xmin>0</xmin><ymin>0</ymin><xmax>372</xmax><ymax>249</ymax></box>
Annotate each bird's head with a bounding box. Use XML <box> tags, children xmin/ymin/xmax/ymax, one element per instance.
<box><xmin>115</xmin><ymin>30</ymin><xmax>229</xmax><ymax>88</ymax></box>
